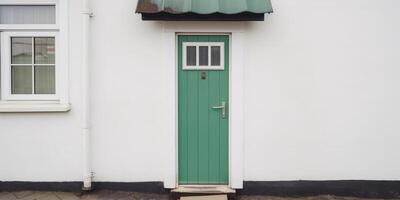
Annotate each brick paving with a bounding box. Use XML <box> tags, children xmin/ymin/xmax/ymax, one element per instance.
<box><xmin>237</xmin><ymin>196</ymin><xmax>398</xmax><ymax>200</ymax></box>
<box><xmin>0</xmin><ymin>191</ymin><xmax>168</xmax><ymax>200</ymax></box>
<box><xmin>0</xmin><ymin>191</ymin><xmax>398</xmax><ymax>200</ymax></box>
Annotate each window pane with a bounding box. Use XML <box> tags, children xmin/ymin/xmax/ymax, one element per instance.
<box><xmin>199</xmin><ymin>46</ymin><xmax>208</xmax><ymax>66</ymax></box>
<box><xmin>0</xmin><ymin>6</ymin><xmax>56</xmax><ymax>24</ymax></box>
<box><xmin>35</xmin><ymin>66</ymin><xmax>55</xmax><ymax>94</ymax></box>
<box><xmin>35</xmin><ymin>37</ymin><xmax>55</xmax><ymax>64</ymax></box>
<box><xmin>186</xmin><ymin>46</ymin><xmax>196</xmax><ymax>66</ymax></box>
<box><xmin>12</xmin><ymin>66</ymin><xmax>32</xmax><ymax>94</ymax></box>
<box><xmin>211</xmin><ymin>46</ymin><xmax>221</xmax><ymax>66</ymax></box>
<box><xmin>12</xmin><ymin>38</ymin><xmax>32</xmax><ymax>64</ymax></box>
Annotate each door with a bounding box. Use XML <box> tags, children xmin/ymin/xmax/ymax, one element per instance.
<box><xmin>178</xmin><ymin>35</ymin><xmax>229</xmax><ymax>185</ymax></box>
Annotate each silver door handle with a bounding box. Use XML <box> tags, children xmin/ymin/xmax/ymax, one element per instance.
<box><xmin>212</xmin><ymin>101</ymin><xmax>226</xmax><ymax>118</ymax></box>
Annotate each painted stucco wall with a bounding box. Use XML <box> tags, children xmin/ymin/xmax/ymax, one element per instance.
<box><xmin>243</xmin><ymin>0</ymin><xmax>400</xmax><ymax>181</ymax></box>
<box><xmin>0</xmin><ymin>0</ymin><xmax>84</xmax><ymax>181</ymax></box>
<box><xmin>1</xmin><ymin>0</ymin><xmax>400</xmax><ymax>184</ymax></box>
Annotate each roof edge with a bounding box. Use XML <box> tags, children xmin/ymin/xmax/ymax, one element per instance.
<box><xmin>140</xmin><ymin>12</ymin><xmax>268</xmax><ymax>21</ymax></box>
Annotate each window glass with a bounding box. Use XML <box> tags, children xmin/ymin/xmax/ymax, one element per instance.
<box><xmin>199</xmin><ymin>46</ymin><xmax>208</xmax><ymax>66</ymax></box>
<box><xmin>12</xmin><ymin>66</ymin><xmax>32</xmax><ymax>94</ymax></box>
<box><xmin>35</xmin><ymin>66</ymin><xmax>55</xmax><ymax>94</ymax></box>
<box><xmin>186</xmin><ymin>46</ymin><xmax>196</xmax><ymax>66</ymax></box>
<box><xmin>11</xmin><ymin>38</ymin><xmax>32</xmax><ymax>64</ymax></box>
<box><xmin>35</xmin><ymin>37</ymin><xmax>55</xmax><ymax>64</ymax></box>
<box><xmin>10</xmin><ymin>37</ymin><xmax>56</xmax><ymax>95</ymax></box>
<box><xmin>0</xmin><ymin>6</ymin><xmax>56</xmax><ymax>24</ymax></box>
<box><xmin>211</xmin><ymin>46</ymin><xmax>221</xmax><ymax>66</ymax></box>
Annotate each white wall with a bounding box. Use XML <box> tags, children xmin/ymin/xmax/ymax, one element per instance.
<box><xmin>244</xmin><ymin>0</ymin><xmax>400</xmax><ymax>180</ymax></box>
<box><xmin>88</xmin><ymin>0</ymin><xmax>167</xmax><ymax>182</ymax></box>
<box><xmin>0</xmin><ymin>0</ymin><xmax>84</xmax><ymax>181</ymax></box>
<box><xmin>1</xmin><ymin>0</ymin><xmax>400</xmax><ymax>184</ymax></box>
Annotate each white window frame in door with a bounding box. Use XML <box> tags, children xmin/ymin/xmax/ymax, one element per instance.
<box><xmin>182</xmin><ymin>42</ymin><xmax>225</xmax><ymax>70</ymax></box>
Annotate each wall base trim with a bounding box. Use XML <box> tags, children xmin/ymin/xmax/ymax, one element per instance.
<box><xmin>238</xmin><ymin>181</ymin><xmax>400</xmax><ymax>199</ymax></box>
<box><xmin>0</xmin><ymin>181</ymin><xmax>82</xmax><ymax>192</ymax></box>
<box><xmin>92</xmin><ymin>182</ymin><xmax>167</xmax><ymax>193</ymax></box>
<box><xmin>0</xmin><ymin>181</ymin><xmax>167</xmax><ymax>193</ymax></box>
<box><xmin>2</xmin><ymin>180</ymin><xmax>400</xmax><ymax>198</ymax></box>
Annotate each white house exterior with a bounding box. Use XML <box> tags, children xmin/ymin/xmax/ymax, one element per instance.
<box><xmin>1</xmin><ymin>0</ymin><xmax>400</xmax><ymax>197</ymax></box>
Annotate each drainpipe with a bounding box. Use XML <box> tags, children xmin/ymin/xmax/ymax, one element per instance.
<box><xmin>82</xmin><ymin>0</ymin><xmax>93</xmax><ymax>191</ymax></box>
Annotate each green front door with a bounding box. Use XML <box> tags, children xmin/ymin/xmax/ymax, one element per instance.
<box><xmin>178</xmin><ymin>35</ymin><xmax>229</xmax><ymax>185</ymax></box>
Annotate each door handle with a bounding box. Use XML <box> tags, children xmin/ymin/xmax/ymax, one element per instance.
<box><xmin>212</xmin><ymin>101</ymin><xmax>226</xmax><ymax>118</ymax></box>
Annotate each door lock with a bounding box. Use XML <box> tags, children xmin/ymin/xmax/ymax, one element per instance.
<box><xmin>212</xmin><ymin>101</ymin><xmax>226</xmax><ymax>118</ymax></box>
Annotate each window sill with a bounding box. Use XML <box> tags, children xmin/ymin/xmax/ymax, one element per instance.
<box><xmin>0</xmin><ymin>103</ymin><xmax>71</xmax><ymax>113</ymax></box>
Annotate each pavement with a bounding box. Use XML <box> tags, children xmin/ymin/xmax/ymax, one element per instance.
<box><xmin>0</xmin><ymin>191</ymin><xmax>168</xmax><ymax>200</ymax></box>
<box><xmin>0</xmin><ymin>191</ymin><xmax>398</xmax><ymax>200</ymax></box>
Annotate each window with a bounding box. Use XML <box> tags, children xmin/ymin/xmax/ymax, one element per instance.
<box><xmin>199</xmin><ymin>46</ymin><xmax>208</xmax><ymax>66</ymax></box>
<box><xmin>186</xmin><ymin>46</ymin><xmax>196</xmax><ymax>66</ymax></box>
<box><xmin>0</xmin><ymin>5</ymin><xmax>56</xmax><ymax>24</ymax></box>
<box><xmin>2</xmin><ymin>32</ymin><xmax>58</xmax><ymax>100</ymax></box>
<box><xmin>0</xmin><ymin>1</ymin><xmax>70</xmax><ymax>112</ymax></box>
<box><xmin>183</xmin><ymin>42</ymin><xmax>225</xmax><ymax>70</ymax></box>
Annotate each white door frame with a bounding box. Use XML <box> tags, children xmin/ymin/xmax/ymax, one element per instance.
<box><xmin>162</xmin><ymin>22</ymin><xmax>244</xmax><ymax>189</ymax></box>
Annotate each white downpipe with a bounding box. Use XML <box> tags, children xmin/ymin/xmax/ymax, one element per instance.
<box><xmin>82</xmin><ymin>0</ymin><xmax>92</xmax><ymax>191</ymax></box>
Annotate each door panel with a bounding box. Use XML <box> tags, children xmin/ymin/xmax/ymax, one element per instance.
<box><xmin>178</xmin><ymin>35</ymin><xmax>229</xmax><ymax>185</ymax></box>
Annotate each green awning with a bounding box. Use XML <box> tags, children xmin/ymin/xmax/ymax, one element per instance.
<box><xmin>136</xmin><ymin>0</ymin><xmax>273</xmax><ymax>21</ymax></box>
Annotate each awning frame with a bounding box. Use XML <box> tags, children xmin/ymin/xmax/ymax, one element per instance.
<box><xmin>136</xmin><ymin>0</ymin><xmax>273</xmax><ymax>21</ymax></box>
<box><xmin>141</xmin><ymin>12</ymin><xmax>266</xmax><ymax>21</ymax></box>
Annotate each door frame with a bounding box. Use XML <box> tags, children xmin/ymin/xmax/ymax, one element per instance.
<box><xmin>162</xmin><ymin>22</ymin><xmax>244</xmax><ymax>189</ymax></box>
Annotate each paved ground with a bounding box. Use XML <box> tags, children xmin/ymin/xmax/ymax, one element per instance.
<box><xmin>0</xmin><ymin>191</ymin><xmax>398</xmax><ymax>200</ymax></box>
<box><xmin>238</xmin><ymin>196</ymin><xmax>398</xmax><ymax>200</ymax></box>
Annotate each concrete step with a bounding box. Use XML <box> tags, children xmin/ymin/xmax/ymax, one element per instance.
<box><xmin>180</xmin><ymin>194</ymin><xmax>228</xmax><ymax>200</ymax></box>
<box><xmin>171</xmin><ymin>185</ymin><xmax>235</xmax><ymax>194</ymax></box>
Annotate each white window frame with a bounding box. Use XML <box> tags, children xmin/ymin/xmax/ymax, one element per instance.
<box><xmin>0</xmin><ymin>0</ymin><xmax>59</xmax><ymax>30</ymax></box>
<box><xmin>0</xmin><ymin>0</ymin><xmax>70</xmax><ymax>112</ymax></box>
<box><xmin>1</xmin><ymin>31</ymin><xmax>59</xmax><ymax>101</ymax></box>
<box><xmin>183</xmin><ymin>42</ymin><xmax>225</xmax><ymax>70</ymax></box>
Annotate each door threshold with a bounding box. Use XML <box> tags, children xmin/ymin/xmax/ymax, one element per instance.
<box><xmin>171</xmin><ymin>185</ymin><xmax>236</xmax><ymax>194</ymax></box>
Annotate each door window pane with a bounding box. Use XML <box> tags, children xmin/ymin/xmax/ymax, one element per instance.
<box><xmin>12</xmin><ymin>38</ymin><xmax>32</xmax><ymax>64</ymax></box>
<box><xmin>186</xmin><ymin>46</ymin><xmax>196</xmax><ymax>66</ymax></box>
<box><xmin>211</xmin><ymin>46</ymin><xmax>221</xmax><ymax>66</ymax></box>
<box><xmin>35</xmin><ymin>37</ymin><xmax>55</xmax><ymax>64</ymax></box>
<box><xmin>12</xmin><ymin>66</ymin><xmax>32</xmax><ymax>94</ymax></box>
<box><xmin>35</xmin><ymin>66</ymin><xmax>55</xmax><ymax>94</ymax></box>
<box><xmin>199</xmin><ymin>46</ymin><xmax>208</xmax><ymax>66</ymax></box>
<box><xmin>0</xmin><ymin>6</ymin><xmax>56</xmax><ymax>24</ymax></box>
